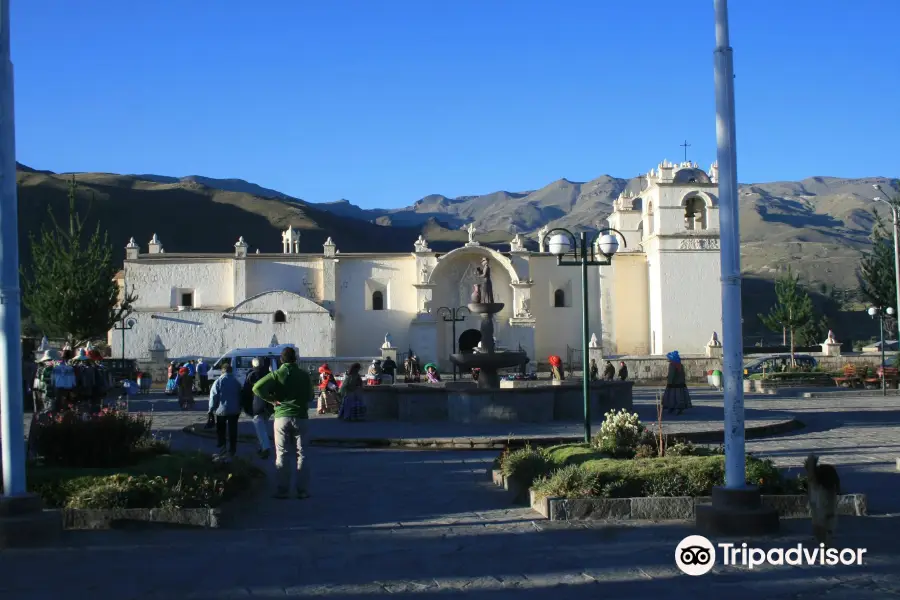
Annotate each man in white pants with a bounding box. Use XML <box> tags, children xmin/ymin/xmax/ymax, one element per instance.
<box><xmin>242</xmin><ymin>358</ymin><xmax>273</xmax><ymax>459</ymax></box>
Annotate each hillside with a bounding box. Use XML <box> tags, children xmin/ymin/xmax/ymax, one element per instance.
<box><xmin>15</xmin><ymin>165</ymin><xmax>898</xmax><ymax>342</ymax></box>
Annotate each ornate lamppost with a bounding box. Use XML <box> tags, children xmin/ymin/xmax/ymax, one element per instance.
<box><xmin>437</xmin><ymin>306</ymin><xmax>469</xmax><ymax>381</ymax></box>
<box><xmin>546</xmin><ymin>228</ymin><xmax>625</xmax><ymax>442</ymax></box>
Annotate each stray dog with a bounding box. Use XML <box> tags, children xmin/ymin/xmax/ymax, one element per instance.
<box><xmin>804</xmin><ymin>454</ymin><xmax>840</xmax><ymax>546</ymax></box>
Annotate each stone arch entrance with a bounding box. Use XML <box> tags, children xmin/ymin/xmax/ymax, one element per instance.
<box><xmin>458</xmin><ymin>329</ymin><xmax>481</xmax><ymax>354</ymax></box>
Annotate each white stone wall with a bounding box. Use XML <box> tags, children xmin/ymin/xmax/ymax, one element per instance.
<box><xmin>126</xmin><ymin>259</ymin><xmax>235</xmax><ymax>309</ymax></box>
<box><xmin>245</xmin><ymin>258</ymin><xmax>323</xmax><ymax>304</ymax></box>
<box><xmin>646</xmin><ymin>247</ymin><xmax>722</xmax><ymax>355</ymax></box>
<box><xmin>110</xmin><ymin>290</ymin><xmax>334</xmax><ymax>361</ymax></box>
<box><xmin>527</xmin><ymin>254</ymin><xmax>601</xmax><ymax>362</ymax></box>
<box><xmin>334</xmin><ymin>254</ymin><xmax>418</xmax><ymax>357</ymax></box>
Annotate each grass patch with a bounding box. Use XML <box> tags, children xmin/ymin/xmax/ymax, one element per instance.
<box><xmin>27</xmin><ymin>451</ymin><xmax>263</xmax><ymax>509</ymax></box>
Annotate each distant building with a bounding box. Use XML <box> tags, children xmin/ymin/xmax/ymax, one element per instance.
<box><xmin>109</xmin><ymin>160</ymin><xmax>723</xmax><ymax>366</ymax></box>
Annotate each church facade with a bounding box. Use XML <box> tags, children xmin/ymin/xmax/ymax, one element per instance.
<box><xmin>108</xmin><ymin>160</ymin><xmax>723</xmax><ymax>367</ymax></box>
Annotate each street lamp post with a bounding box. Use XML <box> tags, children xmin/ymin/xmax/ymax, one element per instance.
<box><xmin>867</xmin><ymin>306</ymin><xmax>894</xmax><ymax>396</ymax></box>
<box><xmin>437</xmin><ymin>306</ymin><xmax>469</xmax><ymax>381</ymax></box>
<box><xmin>112</xmin><ymin>317</ymin><xmax>136</xmax><ymax>364</ymax></box>
<box><xmin>873</xmin><ymin>184</ymin><xmax>900</xmax><ymax>348</ymax></box>
<box><xmin>547</xmin><ymin>228</ymin><xmax>625</xmax><ymax>443</ymax></box>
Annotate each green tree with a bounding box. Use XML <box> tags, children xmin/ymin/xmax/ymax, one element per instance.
<box><xmin>21</xmin><ymin>176</ymin><xmax>137</xmax><ymax>347</ymax></box>
<box><xmin>758</xmin><ymin>268</ymin><xmax>814</xmax><ymax>365</ymax></box>
<box><xmin>858</xmin><ymin>211</ymin><xmax>897</xmax><ymax>311</ymax></box>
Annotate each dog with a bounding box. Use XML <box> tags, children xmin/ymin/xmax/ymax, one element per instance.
<box><xmin>804</xmin><ymin>454</ymin><xmax>840</xmax><ymax>546</ymax></box>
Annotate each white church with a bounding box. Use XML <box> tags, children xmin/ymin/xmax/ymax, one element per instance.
<box><xmin>109</xmin><ymin>160</ymin><xmax>723</xmax><ymax>369</ymax></box>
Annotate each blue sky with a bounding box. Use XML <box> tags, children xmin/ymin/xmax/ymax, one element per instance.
<box><xmin>10</xmin><ymin>0</ymin><xmax>899</xmax><ymax>208</ymax></box>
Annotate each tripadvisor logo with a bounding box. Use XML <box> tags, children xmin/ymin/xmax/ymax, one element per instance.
<box><xmin>675</xmin><ymin>535</ymin><xmax>867</xmax><ymax>575</ymax></box>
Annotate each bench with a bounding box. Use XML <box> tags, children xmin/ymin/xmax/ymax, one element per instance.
<box><xmin>866</xmin><ymin>366</ymin><xmax>899</xmax><ymax>388</ymax></box>
<box><xmin>833</xmin><ymin>365</ymin><xmax>862</xmax><ymax>388</ymax></box>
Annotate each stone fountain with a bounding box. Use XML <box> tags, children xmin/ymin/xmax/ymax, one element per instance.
<box><xmin>449</xmin><ymin>256</ymin><xmax>529</xmax><ymax>388</ymax></box>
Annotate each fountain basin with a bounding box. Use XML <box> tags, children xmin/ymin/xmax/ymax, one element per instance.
<box><xmin>356</xmin><ymin>381</ymin><xmax>634</xmax><ymax>423</ymax></box>
<box><xmin>466</xmin><ymin>302</ymin><xmax>504</xmax><ymax>315</ymax></box>
<box><xmin>449</xmin><ymin>351</ymin><xmax>529</xmax><ymax>371</ymax></box>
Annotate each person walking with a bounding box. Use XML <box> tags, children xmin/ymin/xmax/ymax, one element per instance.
<box><xmin>617</xmin><ymin>361</ymin><xmax>629</xmax><ymax>381</ymax></box>
<box><xmin>338</xmin><ymin>363</ymin><xmax>366</xmax><ymax>421</ymax></box>
<box><xmin>589</xmin><ymin>359</ymin><xmax>599</xmax><ymax>381</ymax></box>
<box><xmin>661</xmin><ymin>350</ymin><xmax>692</xmax><ymax>415</ymax></box>
<box><xmin>197</xmin><ymin>358</ymin><xmax>210</xmax><ymax>394</ymax></box>
<box><xmin>242</xmin><ymin>358</ymin><xmax>273</xmax><ymax>459</ymax></box>
<box><xmin>253</xmin><ymin>346</ymin><xmax>313</xmax><ymax>499</ymax></box>
<box><xmin>208</xmin><ymin>363</ymin><xmax>243</xmax><ymax>462</ymax></box>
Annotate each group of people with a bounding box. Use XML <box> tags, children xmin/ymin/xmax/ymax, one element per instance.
<box><xmin>592</xmin><ymin>359</ymin><xmax>629</xmax><ymax>382</ymax></box>
<box><xmin>31</xmin><ymin>346</ymin><xmax>111</xmax><ymax>413</ymax></box>
<box><xmin>312</xmin><ymin>362</ymin><xmax>367</xmax><ymax>420</ymax></box>
<box><xmin>206</xmin><ymin>346</ymin><xmax>313</xmax><ymax>499</ymax></box>
<box><xmin>165</xmin><ymin>358</ymin><xmax>211</xmax><ymax>409</ymax></box>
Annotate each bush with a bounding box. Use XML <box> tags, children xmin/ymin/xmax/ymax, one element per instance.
<box><xmin>593</xmin><ymin>409</ymin><xmax>647</xmax><ymax>458</ymax></box>
<box><xmin>28</xmin><ymin>452</ymin><xmax>260</xmax><ymax>509</ymax></box>
<box><xmin>32</xmin><ymin>408</ymin><xmax>153</xmax><ymax>468</ymax></box>
<box><xmin>531</xmin><ymin>453</ymin><xmax>802</xmax><ymax>499</ymax></box>
<box><xmin>500</xmin><ymin>445</ymin><xmax>553</xmax><ymax>488</ymax></box>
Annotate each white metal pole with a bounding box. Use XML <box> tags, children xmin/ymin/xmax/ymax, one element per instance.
<box><xmin>892</xmin><ymin>207</ymin><xmax>900</xmax><ymax>348</ymax></box>
<box><xmin>713</xmin><ymin>0</ymin><xmax>746</xmax><ymax>489</ymax></box>
<box><xmin>0</xmin><ymin>0</ymin><xmax>26</xmax><ymax>496</ymax></box>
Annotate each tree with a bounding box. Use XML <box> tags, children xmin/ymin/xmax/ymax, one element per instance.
<box><xmin>21</xmin><ymin>176</ymin><xmax>137</xmax><ymax>347</ymax></box>
<box><xmin>858</xmin><ymin>211</ymin><xmax>897</xmax><ymax>311</ymax></box>
<box><xmin>758</xmin><ymin>267</ymin><xmax>814</xmax><ymax>366</ymax></box>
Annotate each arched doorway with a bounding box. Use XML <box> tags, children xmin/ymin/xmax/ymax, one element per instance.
<box><xmin>458</xmin><ymin>329</ymin><xmax>482</xmax><ymax>354</ymax></box>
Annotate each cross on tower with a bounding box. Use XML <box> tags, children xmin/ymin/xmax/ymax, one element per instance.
<box><xmin>680</xmin><ymin>140</ymin><xmax>691</xmax><ymax>162</ymax></box>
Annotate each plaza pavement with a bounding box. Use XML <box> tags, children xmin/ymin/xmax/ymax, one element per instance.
<box><xmin>1</xmin><ymin>389</ymin><xmax>899</xmax><ymax>598</ymax></box>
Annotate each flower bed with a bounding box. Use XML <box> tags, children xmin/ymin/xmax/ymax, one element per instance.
<box><xmin>11</xmin><ymin>407</ymin><xmax>264</xmax><ymax>526</ymax></box>
<box><xmin>491</xmin><ymin>408</ymin><xmax>866</xmax><ymax>520</ymax></box>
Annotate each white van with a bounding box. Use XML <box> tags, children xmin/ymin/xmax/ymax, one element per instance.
<box><xmin>208</xmin><ymin>344</ymin><xmax>298</xmax><ymax>385</ymax></box>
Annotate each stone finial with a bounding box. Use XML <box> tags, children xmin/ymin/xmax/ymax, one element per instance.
<box><xmin>255</xmin><ymin>249</ymin><xmax>260</xmax><ymax>254</ymax></box>
<box><xmin>589</xmin><ymin>333</ymin><xmax>599</xmax><ymax>348</ymax></box>
<box><xmin>414</xmin><ymin>235</ymin><xmax>430</xmax><ymax>253</ymax></box>
<box><xmin>382</xmin><ymin>333</ymin><xmax>394</xmax><ymax>349</ymax></box>
<box><xmin>282</xmin><ymin>227</ymin><xmax>300</xmax><ymax>254</ymax></box>
<box><xmin>709</xmin><ymin>161</ymin><xmax>719</xmax><ymax>184</ymax></box>
<box><xmin>708</xmin><ymin>331</ymin><xmax>722</xmax><ymax>347</ymax></box>
<box><xmin>270</xmin><ymin>334</ymin><xmax>279</xmax><ymax>347</ymax></box>
<box><xmin>323</xmin><ymin>236</ymin><xmax>337</xmax><ymax>258</ymax></box>
<box><xmin>824</xmin><ymin>330</ymin><xmax>837</xmax><ymax>344</ymax></box>
<box><xmin>234</xmin><ymin>236</ymin><xmax>248</xmax><ymax>257</ymax></box>
<box><xmin>148</xmin><ymin>233</ymin><xmax>163</xmax><ymax>254</ymax></box>
<box><xmin>126</xmin><ymin>237</ymin><xmax>140</xmax><ymax>259</ymax></box>
<box><xmin>510</xmin><ymin>233</ymin><xmax>525</xmax><ymax>253</ymax></box>
<box><xmin>537</xmin><ymin>225</ymin><xmax>550</xmax><ymax>253</ymax></box>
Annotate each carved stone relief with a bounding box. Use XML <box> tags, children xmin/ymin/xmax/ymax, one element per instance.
<box><xmin>679</xmin><ymin>238</ymin><xmax>720</xmax><ymax>250</ymax></box>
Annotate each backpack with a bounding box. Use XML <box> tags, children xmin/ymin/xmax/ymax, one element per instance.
<box><xmin>53</xmin><ymin>364</ymin><xmax>76</xmax><ymax>390</ymax></box>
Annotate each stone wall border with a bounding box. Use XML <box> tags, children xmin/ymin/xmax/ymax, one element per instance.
<box><xmin>525</xmin><ymin>489</ymin><xmax>868</xmax><ymax>521</ymax></box>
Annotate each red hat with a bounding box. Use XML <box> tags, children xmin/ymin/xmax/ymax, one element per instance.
<box><xmin>318</xmin><ymin>363</ymin><xmax>330</xmax><ymax>374</ymax></box>
<box><xmin>548</xmin><ymin>355</ymin><xmax>562</xmax><ymax>367</ymax></box>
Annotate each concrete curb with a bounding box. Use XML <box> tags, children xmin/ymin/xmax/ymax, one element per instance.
<box><xmin>526</xmin><ymin>489</ymin><xmax>868</xmax><ymax>521</ymax></box>
<box><xmin>182</xmin><ymin>418</ymin><xmax>804</xmax><ymax>450</ymax></box>
<box><xmin>803</xmin><ymin>389</ymin><xmax>900</xmax><ymax>399</ymax></box>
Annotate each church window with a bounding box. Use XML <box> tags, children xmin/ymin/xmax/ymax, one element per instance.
<box><xmin>180</xmin><ymin>291</ymin><xmax>193</xmax><ymax>308</ymax></box>
<box><xmin>273</xmin><ymin>310</ymin><xmax>286</xmax><ymax>323</ymax></box>
<box><xmin>372</xmin><ymin>291</ymin><xmax>384</xmax><ymax>311</ymax></box>
<box><xmin>553</xmin><ymin>289</ymin><xmax>566</xmax><ymax>308</ymax></box>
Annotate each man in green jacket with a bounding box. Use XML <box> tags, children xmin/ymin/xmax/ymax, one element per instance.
<box><xmin>252</xmin><ymin>346</ymin><xmax>313</xmax><ymax>499</ymax></box>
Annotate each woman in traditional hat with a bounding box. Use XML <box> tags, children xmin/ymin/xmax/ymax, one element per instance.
<box><xmin>661</xmin><ymin>350</ymin><xmax>692</xmax><ymax>415</ymax></box>
<box><xmin>423</xmin><ymin>363</ymin><xmax>441</xmax><ymax>383</ymax></box>
<box><xmin>366</xmin><ymin>359</ymin><xmax>382</xmax><ymax>386</ymax></box>
<box><xmin>34</xmin><ymin>349</ymin><xmax>60</xmax><ymax>412</ymax></box>
<box><xmin>548</xmin><ymin>355</ymin><xmax>564</xmax><ymax>381</ymax></box>
<box><xmin>317</xmin><ymin>364</ymin><xmax>339</xmax><ymax>414</ymax></box>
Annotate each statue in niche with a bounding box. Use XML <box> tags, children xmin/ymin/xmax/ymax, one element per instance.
<box><xmin>473</xmin><ymin>257</ymin><xmax>494</xmax><ymax>304</ymax></box>
<box><xmin>517</xmin><ymin>296</ymin><xmax>532</xmax><ymax>318</ymax></box>
<box><xmin>466</xmin><ymin>223</ymin><xmax>477</xmax><ymax>244</ymax></box>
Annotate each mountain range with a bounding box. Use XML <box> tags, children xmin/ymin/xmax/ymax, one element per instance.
<box><xmin>15</xmin><ymin>162</ymin><xmax>898</xmax><ymax>340</ymax></box>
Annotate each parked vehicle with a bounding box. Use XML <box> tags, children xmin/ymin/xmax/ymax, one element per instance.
<box><xmin>742</xmin><ymin>354</ymin><xmax>817</xmax><ymax>378</ymax></box>
<box><xmin>207</xmin><ymin>344</ymin><xmax>297</xmax><ymax>384</ymax></box>
<box><xmin>101</xmin><ymin>358</ymin><xmax>138</xmax><ymax>386</ymax></box>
